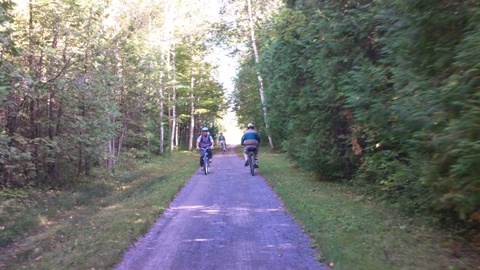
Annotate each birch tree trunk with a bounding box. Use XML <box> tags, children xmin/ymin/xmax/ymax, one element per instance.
<box><xmin>189</xmin><ymin>75</ymin><xmax>195</xmax><ymax>151</ymax></box>
<box><xmin>106</xmin><ymin>49</ymin><xmax>116</xmax><ymax>168</ymax></box>
<box><xmin>246</xmin><ymin>0</ymin><xmax>274</xmax><ymax>148</ymax></box>
<box><xmin>170</xmin><ymin>46</ymin><xmax>176</xmax><ymax>153</ymax></box>
<box><xmin>189</xmin><ymin>36</ymin><xmax>195</xmax><ymax>151</ymax></box>
<box><xmin>158</xmin><ymin>71</ymin><xmax>165</xmax><ymax>156</ymax></box>
<box><xmin>48</xmin><ymin>13</ymin><xmax>59</xmax><ymax>179</ymax></box>
<box><xmin>107</xmin><ymin>135</ymin><xmax>115</xmax><ymax>168</ymax></box>
<box><xmin>158</xmin><ymin>0</ymin><xmax>173</xmax><ymax>156</ymax></box>
<box><xmin>175</xmin><ymin>122</ymin><xmax>179</xmax><ymax>146</ymax></box>
<box><xmin>27</xmin><ymin>0</ymin><xmax>41</xmax><ymax>180</ymax></box>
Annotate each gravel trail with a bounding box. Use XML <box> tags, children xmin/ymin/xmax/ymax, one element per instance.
<box><xmin>115</xmin><ymin>146</ymin><xmax>328</xmax><ymax>270</ymax></box>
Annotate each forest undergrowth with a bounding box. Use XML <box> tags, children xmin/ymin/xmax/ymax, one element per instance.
<box><xmin>256</xmin><ymin>147</ymin><xmax>480</xmax><ymax>270</ymax></box>
<box><xmin>0</xmin><ymin>151</ymin><xmax>198</xmax><ymax>269</ymax></box>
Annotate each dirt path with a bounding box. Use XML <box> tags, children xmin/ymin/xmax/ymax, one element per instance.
<box><xmin>114</xmin><ymin>145</ymin><xmax>328</xmax><ymax>270</ymax></box>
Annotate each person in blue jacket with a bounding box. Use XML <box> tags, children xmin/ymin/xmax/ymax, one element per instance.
<box><xmin>241</xmin><ymin>123</ymin><xmax>260</xmax><ymax>167</ymax></box>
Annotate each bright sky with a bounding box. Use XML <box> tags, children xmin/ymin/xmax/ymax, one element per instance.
<box><xmin>213</xmin><ymin>49</ymin><xmax>243</xmax><ymax>144</ymax></box>
<box><xmin>204</xmin><ymin>1</ymin><xmax>243</xmax><ymax>144</ymax></box>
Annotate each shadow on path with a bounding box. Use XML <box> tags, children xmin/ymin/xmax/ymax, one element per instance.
<box><xmin>115</xmin><ymin>145</ymin><xmax>329</xmax><ymax>270</ymax></box>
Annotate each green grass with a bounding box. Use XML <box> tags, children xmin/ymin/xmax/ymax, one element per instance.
<box><xmin>0</xmin><ymin>150</ymin><xmax>198</xmax><ymax>270</ymax></box>
<box><xmin>1</xmin><ymin>147</ymin><xmax>479</xmax><ymax>269</ymax></box>
<box><xmin>257</xmin><ymin>148</ymin><xmax>479</xmax><ymax>270</ymax></box>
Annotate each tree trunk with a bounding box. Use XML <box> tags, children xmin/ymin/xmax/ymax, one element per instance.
<box><xmin>117</xmin><ymin>125</ymin><xmax>127</xmax><ymax>158</ymax></box>
<box><xmin>246</xmin><ymin>0</ymin><xmax>274</xmax><ymax>148</ymax></box>
<box><xmin>170</xmin><ymin>47</ymin><xmax>176</xmax><ymax>153</ymax></box>
<box><xmin>158</xmin><ymin>71</ymin><xmax>165</xmax><ymax>156</ymax></box>
<box><xmin>106</xmin><ymin>45</ymin><xmax>120</xmax><ymax>168</ymax></box>
<box><xmin>47</xmin><ymin>15</ymin><xmax>59</xmax><ymax>181</ymax></box>
<box><xmin>28</xmin><ymin>0</ymin><xmax>36</xmax><ymax>140</ymax></box>
<box><xmin>28</xmin><ymin>0</ymin><xmax>42</xmax><ymax>180</ymax></box>
<box><xmin>175</xmin><ymin>122</ymin><xmax>179</xmax><ymax>146</ymax></box>
<box><xmin>189</xmin><ymin>37</ymin><xmax>195</xmax><ymax>151</ymax></box>
<box><xmin>77</xmin><ymin>145</ymin><xmax>82</xmax><ymax>177</ymax></box>
<box><xmin>107</xmin><ymin>137</ymin><xmax>115</xmax><ymax>168</ymax></box>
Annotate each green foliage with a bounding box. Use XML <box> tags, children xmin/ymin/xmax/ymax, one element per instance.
<box><xmin>259</xmin><ymin>149</ymin><xmax>479</xmax><ymax>269</ymax></box>
<box><xmin>234</xmin><ymin>0</ymin><xmax>480</xmax><ymax>225</ymax></box>
<box><xmin>0</xmin><ymin>0</ymin><xmax>227</xmax><ymax>187</ymax></box>
<box><xmin>256</xmin><ymin>1</ymin><xmax>362</xmax><ymax>178</ymax></box>
<box><xmin>232</xmin><ymin>56</ymin><xmax>265</xmax><ymax>131</ymax></box>
<box><xmin>414</xmin><ymin>8</ymin><xmax>480</xmax><ymax>219</ymax></box>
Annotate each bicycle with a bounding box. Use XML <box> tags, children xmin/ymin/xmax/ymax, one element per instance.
<box><xmin>219</xmin><ymin>141</ymin><xmax>227</xmax><ymax>154</ymax></box>
<box><xmin>245</xmin><ymin>146</ymin><xmax>257</xmax><ymax>176</ymax></box>
<box><xmin>199</xmin><ymin>147</ymin><xmax>210</xmax><ymax>175</ymax></box>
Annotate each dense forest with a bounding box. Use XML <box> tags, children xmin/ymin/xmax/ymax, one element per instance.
<box><xmin>1</xmin><ymin>0</ymin><xmax>479</xmax><ymax>230</ymax></box>
<box><xmin>0</xmin><ymin>0</ymin><xmax>227</xmax><ymax>187</ymax></box>
<box><xmin>233</xmin><ymin>0</ymin><xmax>480</xmax><ymax>226</ymax></box>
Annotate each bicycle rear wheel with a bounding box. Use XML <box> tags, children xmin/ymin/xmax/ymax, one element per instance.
<box><xmin>249</xmin><ymin>153</ymin><xmax>255</xmax><ymax>176</ymax></box>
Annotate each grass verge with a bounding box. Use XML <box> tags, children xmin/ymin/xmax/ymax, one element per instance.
<box><xmin>255</xmin><ymin>147</ymin><xmax>479</xmax><ymax>270</ymax></box>
<box><xmin>0</xmin><ymin>150</ymin><xmax>198</xmax><ymax>270</ymax></box>
<box><xmin>2</xmin><ymin>147</ymin><xmax>478</xmax><ymax>269</ymax></box>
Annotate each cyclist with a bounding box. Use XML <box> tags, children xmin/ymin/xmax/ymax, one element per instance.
<box><xmin>218</xmin><ymin>132</ymin><xmax>227</xmax><ymax>152</ymax></box>
<box><xmin>196</xmin><ymin>127</ymin><xmax>214</xmax><ymax>168</ymax></box>
<box><xmin>241</xmin><ymin>123</ymin><xmax>260</xmax><ymax>168</ymax></box>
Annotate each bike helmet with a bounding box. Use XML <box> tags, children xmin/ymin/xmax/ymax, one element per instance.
<box><xmin>202</xmin><ymin>127</ymin><xmax>209</xmax><ymax>132</ymax></box>
<box><xmin>247</xmin><ymin>123</ymin><xmax>254</xmax><ymax>128</ymax></box>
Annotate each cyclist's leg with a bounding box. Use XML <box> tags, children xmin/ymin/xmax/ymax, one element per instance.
<box><xmin>243</xmin><ymin>146</ymin><xmax>249</xmax><ymax>166</ymax></box>
<box><xmin>199</xmin><ymin>149</ymin><xmax>204</xmax><ymax>167</ymax></box>
<box><xmin>254</xmin><ymin>147</ymin><xmax>259</xmax><ymax>167</ymax></box>
<box><xmin>207</xmin><ymin>148</ymin><xmax>213</xmax><ymax>160</ymax></box>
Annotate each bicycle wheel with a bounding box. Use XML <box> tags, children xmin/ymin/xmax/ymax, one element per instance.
<box><xmin>249</xmin><ymin>153</ymin><xmax>255</xmax><ymax>176</ymax></box>
<box><xmin>204</xmin><ymin>155</ymin><xmax>209</xmax><ymax>175</ymax></box>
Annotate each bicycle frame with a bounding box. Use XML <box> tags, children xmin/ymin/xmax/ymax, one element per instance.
<box><xmin>245</xmin><ymin>146</ymin><xmax>257</xmax><ymax>176</ymax></box>
<box><xmin>220</xmin><ymin>141</ymin><xmax>226</xmax><ymax>152</ymax></box>
<box><xmin>200</xmin><ymin>147</ymin><xmax>210</xmax><ymax>175</ymax></box>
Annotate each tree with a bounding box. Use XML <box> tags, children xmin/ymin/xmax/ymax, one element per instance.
<box><xmin>219</xmin><ymin>0</ymin><xmax>282</xmax><ymax>147</ymax></box>
<box><xmin>0</xmin><ymin>0</ymin><xmax>227</xmax><ymax>186</ymax></box>
<box><xmin>246</xmin><ymin>0</ymin><xmax>274</xmax><ymax>148</ymax></box>
<box><xmin>254</xmin><ymin>0</ymin><xmax>480</xmax><ymax>222</ymax></box>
